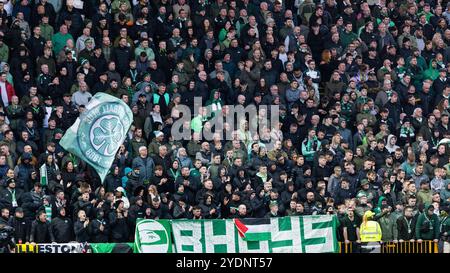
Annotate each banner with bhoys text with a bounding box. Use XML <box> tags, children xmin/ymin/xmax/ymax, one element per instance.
<box><xmin>134</xmin><ymin>215</ymin><xmax>338</xmax><ymax>253</ymax></box>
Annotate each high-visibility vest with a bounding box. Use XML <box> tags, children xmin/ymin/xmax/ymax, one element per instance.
<box><xmin>360</xmin><ymin>221</ymin><xmax>382</xmax><ymax>242</ymax></box>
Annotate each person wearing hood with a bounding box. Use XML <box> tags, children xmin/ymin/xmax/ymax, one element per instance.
<box><xmin>13</xmin><ymin>152</ymin><xmax>34</xmax><ymax>192</ymax></box>
<box><xmin>423</xmin><ymin>59</ymin><xmax>440</xmax><ymax>81</ymax></box>
<box><xmin>415</xmin><ymin>205</ymin><xmax>440</xmax><ymax>242</ymax></box>
<box><xmin>89</xmin><ymin>209</ymin><xmax>109</xmax><ymax>243</ymax></box>
<box><xmin>104</xmin><ymin>165</ymin><xmax>122</xmax><ymax>193</ymax></box>
<box><xmin>176</xmin><ymin>147</ymin><xmax>193</xmax><ymax>169</ymax></box>
<box><xmin>385</xmin><ymin>134</ymin><xmax>400</xmax><ymax>154</ymax></box>
<box><xmin>128</xmin><ymin>196</ymin><xmax>147</xmax><ymax>225</ymax></box>
<box><xmin>108</xmin><ymin>199</ymin><xmax>130</xmax><ymax>242</ymax></box>
<box><xmin>125</xmin><ymin>167</ymin><xmax>142</xmax><ymax>197</ymax></box>
<box><xmin>50</xmin><ymin>207</ymin><xmax>73</xmax><ymax>243</ymax></box>
<box><xmin>198</xmin><ymin>194</ymin><xmax>219</xmax><ymax>219</ymax></box>
<box><xmin>114</xmin><ymin>186</ymin><xmax>130</xmax><ymax>210</ymax></box>
<box><xmin>205</xmin><ymin>89</ymin><xmax>223</xmax><ymax>118</ymax></box>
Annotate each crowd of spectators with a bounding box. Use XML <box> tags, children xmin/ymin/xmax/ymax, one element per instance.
<box><xmin>0</xmin><ymin>0</ymin><xmax>448</xmax><ymax>251</ymax></box>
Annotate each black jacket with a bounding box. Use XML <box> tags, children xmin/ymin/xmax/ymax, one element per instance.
<box><xmin>74</xmin><ymin>220</ymin><xmax>90</xmax><ymax>242</ymax></box>
<box><xmin>112</xmin><ymin>46</ymin><xmax>133</xmax><ymax>76</ymax></box>
<box><xmin>11</xmin><ymin>216</ymin><xmax>31</xmax><ymax>243</ymax></box>
<box><xmin>30</xmin><ymin>220</ymin><xmax>54</xmax><ymax>243</ymax></box>
<box><xmin>50</xmin><ymin>216</ymin><xmax>73</xmax><ymax>243</ymax></box>
<box><xmin>0</xmin><ymin>188</ymin><xmax>23</xmax><ymax>210</ymax></box>
<box><xmin>89</xmin><ymin>218</ymin><xmax>109</xmax><ymax>243</ymax></box>
<box><xmin>396</xmin><ymin>216</ymin><xmax>416</xmax><ymax>241</ymax></box>
<box><xmin>108</xmin><ymin>211</ymin><xmax>130</xmax><ymax>242</ymax></box>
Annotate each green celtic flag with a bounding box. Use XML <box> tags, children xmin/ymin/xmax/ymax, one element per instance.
<box><xmin>60</xmin><ymin>92</ymin><xmax>133</xmax><ymax>182</ymax></box>
<box><xmin>134</xmin><ymin>219</ymin><xmax>173</xmax><ymax>253</ymax></box>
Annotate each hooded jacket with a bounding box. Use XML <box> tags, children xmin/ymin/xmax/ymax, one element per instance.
<box><xmin>89</xmin><ymin>210</ymin><xmax>110</xmax><ymax>243</ymax></box>
<box><xmin>385</xmin><ymin>134</ymin><xmax>400</xmax><ymax>154</ymax></box>
<box><xmin>423</xmin><ymin>59</ymin><xmax>439</xmax><ymax>81</ymax></box>
<box><xmin>50</xmin><ymin>207</ymin><xmax>73</xmax><ymax>243</ymax></box>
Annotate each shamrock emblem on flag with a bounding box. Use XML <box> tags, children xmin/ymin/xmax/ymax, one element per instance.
<box><xmin>92</xmin><ymin>117</ymin><xmax>123</xmax><ymax>156</ymax></box>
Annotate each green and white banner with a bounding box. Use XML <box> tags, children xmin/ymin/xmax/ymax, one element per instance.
<box><xmin>60</xmin><ymin>92</ymin><xmax>133</xmax><ymax>182</ymax></box>
<box><xmin>134</xmin><ymin>215</ymin><xmax>339</xmax><ymax>253</ymax></box>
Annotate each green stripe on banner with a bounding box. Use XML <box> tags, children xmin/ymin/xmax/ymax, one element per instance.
<box><xmin>213</xmin><ymin>220</ymin><xmax>226</xmax><ymax>235</ymax></box>
<box><xmin>247</xmin><ymin>241</ymin><xmax>261</xmax><ymax>250</ymax></box>
<box><xmin>303</xmin><ymin>237</ymin><xmax>326</xmax><ymax>246</ymax></box>
<box><xmin>271</xmin><ymin>239</ymin><xmax>293</xmax><ymax>249</ymax></box>
<box><xmin>244</xmin><ymin>232</ymin><xmax>271</xmax><ymax>241</ymax></box>
<box><xmin>212</xmin><ymin>220</ymin><xmax>227</xmax><ymax>253</ymax></box>
<box><xmin>180</xmin><ymin>230</ymin><xmax>192</xmax><ymax>236</ymax></box>
<box><xmin>312</xmin><ymin>221</ymin><xmax>333</xmax><ymax>229</ymax></box>
<box><xmin>182</xmin><ymin>245</ymin><xmax>194</xmax><ymax>252</ymax></box>
<box><xmin>299</xmin><ymin>216</ymin><xmax>306</xmax><ymax>253</ymax></box>
<box><xmin>201</xmin><ymin>220</ymin><xmax>206</xmax><ymax>253</ymax></box>
<box><xmin>278</xmin><ymin>217</ymin><xmax>292</xmax><ymax>231</ymax></box>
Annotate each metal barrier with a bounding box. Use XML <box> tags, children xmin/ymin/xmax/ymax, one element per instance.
<box><xmin>339</xmin><ymin>241</ymin><xmax>439</xmax><ymax>253</ymax></box>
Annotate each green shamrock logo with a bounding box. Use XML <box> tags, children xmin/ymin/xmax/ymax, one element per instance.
<box><xmin>92</xmin><ymin>117</ymin><xmax>123</xmax><ymax>155</ymax></box>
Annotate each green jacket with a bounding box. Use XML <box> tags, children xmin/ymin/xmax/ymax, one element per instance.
<box><xmin>415</xmin><ymin>212</ymin><xmax>440</xmax><ymax>240</ymax></box>
<box><xmin>340</xmin><ymin>30</ymin><xmax>358</xmax><ymax>48</ymax></box>
<box><xmin>0</xmin><ymin>43</ymin><xmax>9</xmax><ymax>62</ymax></box>
<box><xmin>131</xmin><ymin>138</ymin><xmax>147</xmax><ymax>158</ymax></box>
<box><xmin>39</xmin><ymin>23</ymin><xmax>54</xmax><ymax>41</ymax></box>
<box><xmin>51</xmin><ymin>32</ymin><xmax>74</xmax><ymax>55</ymax></box>
<box><xmin>190</xmin><ymin>115</ymin><xmax>205</xmax><ymax>133</ymax></box>
<box><xmin>147</xmin><ymin>140</ymin><xmax>162</xmax><ymax>157</ymax></box>
<box><xmin>376</xmin><ymin>213</ymin><xmax>398</xmax><ymax>241</ymax></box>
<box><xmin>423</xmin><ymin>59</ymin><xmax>439</xmax><ymax>81</ymax></box>
<box><xmin>417</xmin><ymin>189</ymin><xmax>432</xmax><ymax>208</ymax></box>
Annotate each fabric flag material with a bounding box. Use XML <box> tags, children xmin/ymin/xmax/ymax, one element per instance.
<box><xmin>135</xmin><ymin>216</ymin><xmax>339</xmax><ymax>253</ymax></box>
<box><xmin>134</xmin><ymin>218</ymin><xmax>173</xmax><ymax>253</ymax></box>
<box><xmin>60</xmin><ymin>92</ymin><xmax>133</xmax><ymax>182</ymax></box>
<box><xmin>438</xmin><ymin>138</ymin><xmax>450</xmax><ymax>146</ymax></box>
<box><xmin>89</xmin><ymin>243</ymin><xmax>134</xmax><ymax>253</ymax></box>
<box><xmin>234</xmin><ymin>218</ymin><xmax>272</xmax><ymax>241</ymax></box>
<box><xmin>40</xmin><ymin>164</ymin><xmax>47</xmax><ymax>186</ymax></box>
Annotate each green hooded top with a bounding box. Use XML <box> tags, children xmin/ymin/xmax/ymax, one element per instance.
<box><xmin>205</xmin><ymin>89</ymin><xmax>223</xmax><ymax>117</ymax></box>
<box><xmin>423</xmin><ymin>59</ymin><xmax>440</xmax><ymax>81</ymax></box>
<box><xmin>374</xmin><ymin>195</ymin><xmax>386</xmax><ymax>215</ymax></box>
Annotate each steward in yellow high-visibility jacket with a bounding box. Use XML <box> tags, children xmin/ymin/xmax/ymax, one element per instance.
<box><xmin>360</xmin><ymin>211</ymin><xmax>382</xmax><ymax>242</ymax></box>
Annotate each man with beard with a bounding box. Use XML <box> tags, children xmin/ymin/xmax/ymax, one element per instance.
<box><xmin>395</xmin><ymin>206</ymin><xmax>416</xmax><ymax>242</ymax></box>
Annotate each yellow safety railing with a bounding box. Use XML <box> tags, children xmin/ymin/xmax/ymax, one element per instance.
<box><xmin>339</xmin><ymin>241</ymin><xmax>439</xmax><ymax>253</ymax></box>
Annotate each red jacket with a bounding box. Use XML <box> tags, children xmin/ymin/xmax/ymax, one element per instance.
<box><xmin>1</xmin><ymin>81</ymin><xmax>15</xmax><ymax>103</ymax></box>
